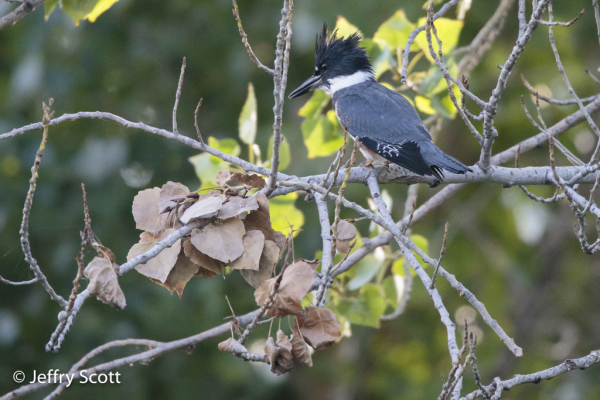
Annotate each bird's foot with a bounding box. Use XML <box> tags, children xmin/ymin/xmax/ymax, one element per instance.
<box><xmin>359</xmin><ymin>160</ymin><xmax>374</xmax><ymax>168</ymax></box>
<box><xmin>383</xmin><ymin>161</ymin><xmax>392</xmax><ymax>168</ymax></box>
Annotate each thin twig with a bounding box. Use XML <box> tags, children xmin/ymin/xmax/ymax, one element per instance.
<box><xmin>173</xmin><ymin>57</ymin><xmax>186</xmax><ymax>135</ymax></box>
<box><xmin>0</xmin><ymin>0</ymin><xmax>46</xmax><ymax>31</ymax></box>
<box><xmin>194</xmin><ymin>98</ymin><xmax>204</xmax><ymax>144</ymax></box>
<box><xmin>18</xmin><ymin>99</ymin><xmax>67</xmax><ymax>307</ymax></box>
<box><xmin>430</xmin><ymin>222</ymin><xmax>449</xmax><ymax>289</ymax></box>
<box><xmin>231</xmin><ymin>1</ymin><xmax>275</xmax><ymax>76</ymax></box>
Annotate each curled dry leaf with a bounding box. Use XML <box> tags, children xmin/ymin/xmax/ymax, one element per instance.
<box><xmin>254</xmin><ymin>260</ymin><xmax>315</xmax><ymax>317</ymax></box>
<box><xmin>190</xmin><ymin>218</ymin><xmax>246</xmax><ymax>263</ymax></box>
<box><xmin>296</xmin><ymin>306</ymin><xmax>341</xmax><ymax>350</ymax></box>
<box><xmin>84</xmin><ymin>256</ymin><xmax>126</xmax><ymax>309</ymax></box>
<box><xmin>217</xmin><ymin>196</ymin><xmax>259</xmax><ymax>220</ymax></box>
<box><xmin>230</xmin><ymin>230</ymin><xmax>265</xmax><ymax>270</ymax></box>
<box><xmin>271</xmin><ymin>329</ymin><xmax>294</xmax><ymax>375</ymax></box>
<box><xmin>161</xmin><ymin>250</ymin><xmax>201</xmax><ymax>299</ymax></box>
<box><xmin>180</xmin><ymin>192</ymin><xmax>225</xmax><ymax>224</ymax></box>
<box><xmin>157</xmin><ymin>181</ymin><xmax>190</xmax><ymax>214</ymax></box>
<box><xmin>336</xmin><ymin>220</ymin><xmax>357</xmax><ymax>254</ymax></box>
<box><xmin>239</xmin><ymin>239</ymin><xmax>280</xmax><ymax>288</ymax></box>
<box><xmin>132</xmin><ymin>187</ymin><xmax>165</xmax><ymax>236</ymax></box>
<box><xmin>182</xmin><ymin>239</ymin><xmax>224</xmax><ymax>275</ymax></box>
<box><xmin>265</xmin><ymin>337</ymin><xmax>280</xmax><ymax>368</ymax></box>
<box><xmin>291</xmin><ymin>328</ymin><xmax>313</xmax><ymax>367</ymax></box>
<box><xmin>230</xmin><ymin>173</ymin><xmax>266</xmax><ymax>189</ymax></box>
<box><xmin>96</xmin><ymin>245</ymin><xmax>116</xmax><ymax>263</ymax></box>
<box><xmin>336</xmin><ymin>220</ymin><xmax>357</xmax><ymax>241</ymax></box>
<box><xmin>127</xmin><ymin>229</ymin><xmax>182</xmax><ymax>283</ymax></box>
<box><xmin>218</xmin><ymin>337</ymin><xmax>249</xmax><ymax>354</ymax></box>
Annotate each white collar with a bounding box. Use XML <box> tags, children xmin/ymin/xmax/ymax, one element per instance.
<box><xmin>325</xmin><ymin>70</ymin><xmax>373</xmax><ymax>95</ymax></box>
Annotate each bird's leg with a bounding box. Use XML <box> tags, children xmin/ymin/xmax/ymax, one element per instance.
<box><xmin>359</xmin><ymin>160</ymin><xmax>374</xmax><ymax>168</ymax></box>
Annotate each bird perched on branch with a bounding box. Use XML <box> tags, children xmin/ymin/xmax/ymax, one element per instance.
<box><xmin>289</xmin><ymin>24</ymin><xmax>470</xmax><ymax>186</ymax></box>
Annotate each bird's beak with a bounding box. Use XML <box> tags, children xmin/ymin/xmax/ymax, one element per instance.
<box><xmin>289</xmin><ymin>75</ymin><xmax>322</xmax><ymax>99</ymax></box>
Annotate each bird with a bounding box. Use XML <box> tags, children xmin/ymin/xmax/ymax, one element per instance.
<box><xmin>288</xmin><ymin>24</ymin><xmax>470</xmax><ymax>186</ymax></box>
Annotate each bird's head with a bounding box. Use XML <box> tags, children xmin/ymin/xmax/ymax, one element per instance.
<box><xmin>289</xmin><ymin>23</ymin><xmax>374</xmax><ymax>99</ymax></box>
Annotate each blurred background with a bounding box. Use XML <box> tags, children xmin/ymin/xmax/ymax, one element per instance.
<box><xmin>1</xmin><ymin>0</ymin><xmax>600</xmax><ymax>398</ymax></box>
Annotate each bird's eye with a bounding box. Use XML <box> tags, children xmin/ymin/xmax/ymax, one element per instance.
<box><xmin>321</xmin><ymin>63</ymin><xmax>328</xmax><ymax>71</ymax></box>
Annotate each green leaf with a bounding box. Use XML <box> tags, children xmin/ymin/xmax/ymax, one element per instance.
<box><xmin>347</xmin><ymin>255</ymin><xmax>383</xmax><ymax>291</ymax></box>
<box><xmin>238</xmin><ymin>83</ymin><xmax>257</xmax><ymax>145</ymax></box>
<box><xmin>415</xmin><ymin>96</ymin><xmax>436</xmax><ymax>115</ymax></box>
<box><xmin>430</xmin><ymin>90</ymin><xmax>459</xmax><ymax>118</ymax></box>
<box><xmin>362</xmin><ymin>39</ymin><xmax>395</xmax><ymax>79</ymax></box>
<box><xmin>336</xmin><ymin>283</ymin><xmax>386</xmax><ymax>328</ymax></box>
<box><xmin>373</xmin><ymin>10</ymin><xmax>416</xmax><ymax>51</ymax></box>
<box><xmin>269</xmin><ymin>192</ymin><xmax>304</xmax><ymax>238</ymax></box>
<box><xmin>45</xmin><ymin>0</ymin><xmax>59</xmax><ymax>20</ymax></box>
<box><xmin>267</xmin><ymin>135</ymin><xmax>291</xmax><ymax>171</ymax></box>
<box><xmin>383</xmin><ymin>275</ymin><xmax>402</xmax><ymax>308</ymax></box>
<box><xmin>391</xmin><ymin>234</ymin><xmax>429</xmax><ymax>276</ymax></box>
<box><xmin>415</xmin><ymin>17</ymin><xmax>463</xmax><ymax>62</ymax></box>
<box><xmin>334</xmin><ymin>16</ymin><xmax>361</xmax><ymax>37</ymax></box>
<box><xmin>188</xmin><ymin>136</ymin><xmax>241</xmax><ymax>189</ymax></box>
<box><xmin>298</xmin><ymin>90</ymin><xmax>330</xmax><ymax>118</ymax></box>
<box><xmin>301</xmin><ymin>110</ymin><xmax>344</xmax><ymax>158</ymax></box>
<box><xmin>62</xmin><ymin>0</ymin><xmax>120</xmax><ymax>25</ymax></box>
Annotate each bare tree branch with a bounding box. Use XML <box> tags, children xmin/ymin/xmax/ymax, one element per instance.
<box><xmin>0</xmin><ymin>0</ymin><xmax>45</xmax><ymax>31</ymax></box>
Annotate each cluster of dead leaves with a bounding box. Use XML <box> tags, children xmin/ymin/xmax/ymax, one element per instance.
<box><xmin>218</xmin><ymin>303</ymin><xmax>341</xmax><ymax>376</ymax></box>
<box><xmin>127</xmin><ymin>175</ymin><xmax>286</xmax><ymax>298</ymax></box>
<box><xmin>216</xmin><ymin>258</ymin><xmax>342</xmax><ymax>375</ymax></box>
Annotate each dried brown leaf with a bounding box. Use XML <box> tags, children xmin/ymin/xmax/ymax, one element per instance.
<box><xmin>239</xmin><ymin>240</ymin><xmax>280</xmax><ymax>288</ymax></box>
<box><xmin>264</xmin><ymin>337</ymin><xmax>280</xmax><ymax>368</ymax></box>
<box><xmin>336</xmin><ymin>239</ymin><xmax>351</xmax><ymax>254</ymax></box>
<box><xmin>272</xmin><ymin>329</ymin><xmax>294</xmax><ymax>375</ymax></box>
<box><xmin>336</xmin><ymin>220</ymin><xmax>357</xmax><ymax>241</ymax></box>
<box><xmin>294</xmin><ymin>259</ymin><xmax>320</xmax><ymax>271</ymax></box>
<box><xmin>127</xmin><ymin>229</ymin><xmax>181</xmax><ymax>283</ymax></box>
<box><xmin>96</xmin><ymin>245</ymin><xmax>116</xmax><ymax>263</ymax></box>
<box><xmin>215</xmin><ymin>170</ymin><xmax>232</xmax><ymax>187</ymax></box>
<box><xmin>132</xmin><ymin>187</ymin><xmax>164</xmax><ymax>236</ymax></box>
<box><xmin>230</xmin><ymin>230</ymin><xmax>265</xmax><ymax>270</ymax></box>
<box><xmin>218</xmin><ymin>337</ymin><xmax>248</xmax><ymax>354</ymax></box>
<box><xmin>297</xmin><ymin>306</ymin><xmax>341</xmax><ymax>350</ymax></box>
<box><xmin>194</xmin><ymin>266</ymin><xmax>218</xmax><ymax>279</ymax></box>
<box><xmin>217</xmin><ymin>196</ymin><xmax>259</xmax><ymax>220</ymax></box>
<box><xmin>84</xmin><ymin>256</ymin><xmax>126</xmax><ymax>309</ymax></box>
<box><xmin>182</xmin><ymin>239</ymin><xmax>223</xmax><ymax>275</ymax></box>
<box><xmin>180</xmin><ymin>192</ymin><xmax>225</xmax><ymax>224</ymax></box>
<box><xmin>190</xmin><ymin>218</ymin><xmax>245</xmax><ymax>263</ymax></box>
<box><xmin>162</xmin><ymin>250</ymin><xmax>200</xmax><ymax>298</ymax></box>
<box><xmin>157</xmin><ymin>181</ymin><xmax>190</xmax><ymax>214</ymax></box>
<box><xmin>243</xmin><ymin>210</ymin><xmax>276</xmax><ymax>242</ymax></box>
<box><xmin>230</xmin><ymin>173</ymin><xmax>266</xmax><ymax>189</ymax></box>
<box><xmin>274</xmin><ymin>231</ymin><xmax>287</xmax><ymax>252</ymax></box>
<box><xmin>291</xmin><ymin>328</ymin><xmax>313</xmax><ymax>367</ymax></box>
<box><xmin>139</xmin><ymin>231</ymin><xmax>155</xmax><ymax>243</ymax></box>
<box><xmin>254</xmin><ymin>260</ymin><xmax>315</xmax><ymax>317</ymax></box>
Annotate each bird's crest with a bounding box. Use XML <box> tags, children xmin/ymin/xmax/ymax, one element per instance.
<box><xmin>315</xmin><ymin>23</ymin><xmax>372</xmax><ymax>74</ymax></box>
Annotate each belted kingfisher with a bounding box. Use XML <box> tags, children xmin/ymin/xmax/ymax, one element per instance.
<box><xmin>289</xmin><ymin>25</ymin><xmax>470</xmax><ymax>184</ymax></box>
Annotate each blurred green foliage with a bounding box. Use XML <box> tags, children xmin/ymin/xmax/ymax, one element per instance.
<box><xmin>1</xmin><ymin>0</ymin><xmax>600</xmax><ymax>399</ymax></box>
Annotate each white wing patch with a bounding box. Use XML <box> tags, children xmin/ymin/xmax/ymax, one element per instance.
<box><xmin>375</xmin><ymin>141</ymin><xmax>416</xmax><ymax>160</ymax></box>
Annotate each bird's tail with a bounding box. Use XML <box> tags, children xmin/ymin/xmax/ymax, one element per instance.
<box><xmin>419</xmin><ymin>141</ymin><xmax>470</xmax><ymax>180</ymax></box>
